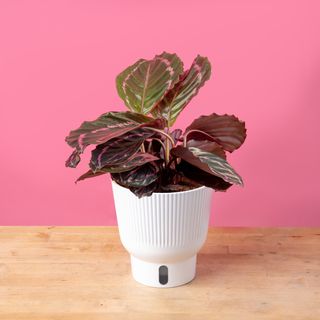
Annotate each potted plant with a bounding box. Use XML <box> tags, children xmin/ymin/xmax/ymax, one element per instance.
<box><xmin>65</xmin><ymin>52</ymin><xmax>246</xmax><ymax>287</ymax></box>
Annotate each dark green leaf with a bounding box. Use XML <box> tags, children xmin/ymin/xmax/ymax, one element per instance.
<box><xmin>159</xmin><ymin>171</ymin><xmax>202</xmax><ymax>192</ymax></box>
<box><xmin>65</xmin><ymin>150</ymin><xmax>81</xmax><ymax>168</ymax></box>
<box><xmin>171</xmin><ymin>146</ymin><xmax>243</xmax><ymax>186</ymax></box>
<box><xmin>116</xmin><ymin>52</ymin><xmax>183</xmax><ymax>114</ymax></box>
<box><xmin>160</xmin><ymin>183</ymin><xmax>198</xmax><ymax>192</ymax></box>
<box><xmin>111</xmin><ymin>162</ymin><xmax>159</xmax><ymax>188</ymax></box>
<box><xmin>76</xmin><ymin>170</ymin><xmax>107</xmax><ymax>183</ymax></box>
<box><xmin>103</xmin><ymin>152</ymin><xmax>159</xmax><ymax>173</ymax></box>
<box><xmin>129</xmin><ymin>181</ymin><xmax>159</xmax><ymax>198</ymax></box>
<box><xmin>152</xmin><ymin>55</ymin><xmax>211</xmax><ymax>125</ymax></box>
<box><xmin>89</xmin><ymin>129</ymin><xmax>154</xmax><ymax>171</ymax></box>
<box><xmin>185</xmin><ymin>113</ymin><xmax>246</xmax><ymax>152</ymax></box>
<box><xmin>65</xmin><ymin>111</ymin><xmax>165</xmax><ymax>152</ymax></box>
<box><xmin>76</xmin><ymin>153</ymin><xmax>159</xmax><ymax>183</ymax></box>
<box><xmin>177</xmin><ymin>161</ymin><xmax>231</xmax><ymax>191</ymax></box>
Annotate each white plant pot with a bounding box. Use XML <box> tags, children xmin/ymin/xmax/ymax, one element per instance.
<box><xmin>112</xmin><ymin>181</ymin><xmax>213</xmax><ymax>288</ymax></box>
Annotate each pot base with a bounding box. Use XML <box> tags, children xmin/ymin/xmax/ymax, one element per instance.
<box><xmin>130</xmin><ymin>255</ymin><xmax>196</xmax><ymax>288</ymax></box>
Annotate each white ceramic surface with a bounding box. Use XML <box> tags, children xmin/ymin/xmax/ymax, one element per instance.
<box><xmin>112</xmin><ymin>181</ymin><xmax>213</xmax><ymax>288</ymax></box>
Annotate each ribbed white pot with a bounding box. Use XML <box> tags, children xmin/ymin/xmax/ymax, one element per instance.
<box><xmin>112</xmin><ymin>181</ymin><xmax>213</xmax><ymax>288</ymax></box>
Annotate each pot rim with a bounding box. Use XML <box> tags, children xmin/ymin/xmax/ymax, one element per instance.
<box><xmin>111</xmin><ymin>180</ymin><xmax>209</xmax><ymax>196</ymax></box>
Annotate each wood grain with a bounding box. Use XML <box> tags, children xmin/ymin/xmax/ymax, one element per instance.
<box><xmin>0</xmin><ymin>227</ymin><xmax>319</xmax><ymax>319</ymax></box>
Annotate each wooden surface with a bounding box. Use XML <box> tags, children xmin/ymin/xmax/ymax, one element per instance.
<box><xmin>0</xmin><ymin>227</ymin><xmax>319</xmax><ymax>319</ymax></box>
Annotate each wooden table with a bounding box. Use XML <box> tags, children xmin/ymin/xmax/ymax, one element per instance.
<box><xmin>0</xmin><ymin>227</ymin><xmax>319</xmax><ymax>319</ymax></box>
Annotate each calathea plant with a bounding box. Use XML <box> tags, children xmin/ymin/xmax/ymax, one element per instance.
<box><xmin>65</xmin><ymin>52</ymin><xmax>247</xmax><ymax>197</ymax></box>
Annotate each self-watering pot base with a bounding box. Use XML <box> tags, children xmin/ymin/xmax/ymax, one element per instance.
<box><xmin>131</xmin><ymin>255</ymin><xmax>196</xmax><ymax>288</ymax></box>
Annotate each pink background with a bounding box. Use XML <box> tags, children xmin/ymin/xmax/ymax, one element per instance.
<box><xmin>1</xmin><ymin>0</ymin><xmax>319</xmax><ymax>226</ymax></box>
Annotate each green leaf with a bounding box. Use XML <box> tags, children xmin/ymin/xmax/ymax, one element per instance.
<box><xmin>152</xmin><ymin>55</ymin><xmax>211</xmax><ymax>126</ymax></box>
<box><xmin>160</xmin><ymin>183</ymin><xmax>200</xmax><ymax>192</ymax></box>
<box><xmin>103</xmin><ymin>152</ymin><xmax>159</xmax><ymax>173</ymax></box>
<box><xmin>89</xmin><ymin>129</ymin><xmax>154</xmax><ymax>171</ymax></box>
<box><xmin>159</xmin><ymin>171</ymin><xmax>202</xmax><ymax>192</ymax></box>
<box><xmin>177</xmin><ymin>161</ymin><xmax>232</xmax><ymax>191</ymax></box>
<box><xmin>111</xmin><ymin>162</ymin><xmax>159</xmax><ymax>188</ymax></box>
<box><xmin>129</xmin><ymin>181</ymin><xmax>159</xmax><ymax>198</ymax></box>
<box><xmin>116</xmin><ymin>52</ymin><xmax>183</xmax><ymax>114</ymax></box>
<box><xmin>171</xmin><ymin>146</ymin><xmax>243</xmax><ymax>186</ymax></box>
<box><xmin>76</xmin><ymin>170</ymin><xmax>108</xmax><ymax>183</ymax></box>
<box><xmin>65</xmin><ymin>111</ymin><xmax>165</xmax><ymax>152</ymax></box>
<box><xmin>76</xmin><ymin>152</ymin><xmax>159</xmax><ymax>183</ymax></box>
<box><xmin>65</xmin><ymin>150</ymin><xmax>81</xmax><ymax>168</ymax></box>
<box><xmin>185</xmin><ymin>113</ymin><xmax>246</xmax><ymax>152</ymax></box>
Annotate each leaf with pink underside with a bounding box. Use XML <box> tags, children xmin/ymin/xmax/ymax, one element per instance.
<box><xmin>185</xmin><ymin>113</ymin><xmax>246</xmax><ymax>152</ymax></box>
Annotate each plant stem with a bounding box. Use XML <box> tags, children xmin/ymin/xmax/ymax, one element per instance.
<box><xmin>183</xmin><ymin>135</ymin><xmax>187</xmax><ymax>147</ymax></box>
<box><xmin>144</xmin><ymin>127</ymin><xmax>175</xmax><ymax>167</ymax></box>
<box><xmin>144</xmin><ymin>127</ymin><xmax>175</xmax><ymax>146</ymax></box>
<box><xmin>140</xmin><ymin>143</ymin><xmax>146</xmax><ymax>153</ymax></box>
<box><xmin>165</xmin><ymin>138</ymin><xmax>170</xmax><ymax>166</ymax></box>
<box><xmin>184</xmin><ymin>129</ymin><xmax>215</xmax><ymax>144</ymax></box>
